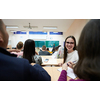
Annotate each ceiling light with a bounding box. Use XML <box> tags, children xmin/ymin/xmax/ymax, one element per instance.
<box><xmin>10</xmin><ymin>30</ymin><xmax>16</xmax><ymax>32</ymax></box>
<box><xmin>6</xmin><ymin>26</ymin><xmax>18</xmax><ymax>28</ymax></box>
<box><xmin>43</xmin><ymin>26</ymin><xmax>57</xmax><ymax>29</ymax></box>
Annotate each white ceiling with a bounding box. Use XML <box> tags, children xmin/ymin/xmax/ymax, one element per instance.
<box><xmin>2</xmin><ymin>19</ymin><xmax>75</xmax><ymax>33</ymax></box>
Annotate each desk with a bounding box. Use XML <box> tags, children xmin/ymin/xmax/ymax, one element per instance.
<box><xmin>41</xmin><ymin>56</ymin><xmax>63</xmax><ymax>66</ymax></box>
<box><xmin>43</xmin><ymin>67</ymin><xmax>72</xmax><ymax>81</ymax></box>
<box><xmin>42</xmin><ymin>59</ymin><xmax>63</xmax><ymax>66</ymax></box>
<box><xmin>41</xmin><ymin>56</ymin><xmax>52</xmax><ymax>59</ymax></box>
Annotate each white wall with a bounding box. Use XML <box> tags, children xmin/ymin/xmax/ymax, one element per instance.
<box><xmin>8</xmin><ymin>31</ymin><xmax>65</xmax><ymax>48</ymax></box>
<box><xmin>63</xmin><ymin>19</ymin><xmax>90</xmax><ymax>45</ymax></box>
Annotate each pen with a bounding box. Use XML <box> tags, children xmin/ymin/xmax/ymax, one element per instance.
<box><xmin>67</xmin><ymin>61</ymin><xmax>77</xmax><ymax>66</ymax></box>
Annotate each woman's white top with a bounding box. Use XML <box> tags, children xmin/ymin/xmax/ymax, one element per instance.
<box><xmin>65</xmin><ymin>50</ymin><xmax>79</xmax><ymax>63</ymax></box>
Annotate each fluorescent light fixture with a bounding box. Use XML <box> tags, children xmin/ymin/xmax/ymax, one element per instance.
<box><xmin>10</xmin><ymin>30</ymin><xmax>16</xmax><ymax>32</ymax></box>
<box><xmin>43</xmin><ymin>26</ymin><xmax>57</xmax><ymax>29</ymax></box>
<box><xmin>6</xmin><ymin>26</ymin><xmax>18</xmax><ymax>28</ymax></box>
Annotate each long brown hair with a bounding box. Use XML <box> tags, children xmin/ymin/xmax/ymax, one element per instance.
<box><xmin>63</xmin><ymin>36</ymin><xmax>76</xmax><ymax>63</ymax></box>
<box><xmin>74</xmin><ymin>19</ymin><xmax>100</xmax><ymax>80</ymax></box>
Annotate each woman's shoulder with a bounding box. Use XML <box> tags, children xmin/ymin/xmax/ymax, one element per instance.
<box><xmin>74</xmin><ymin>50</ymin><xmax>78</xmax><ymax>53</ymax></box>
<box><xmin>72</xmin><ymin>50</ymin><xmax>78</xmax><ymax>55</ymax></box>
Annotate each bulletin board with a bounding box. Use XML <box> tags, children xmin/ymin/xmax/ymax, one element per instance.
<box><xmin>35</xmin><ymin>41</ymin><xmax>59</xmax><ymax>47</ymax></box>
<box><xmin>46</xmin><ymin>41</ymin><xmax>59</xmax><ymax>47</ymax></box>
<box><xmin>35</xmin><ymin>41</ymin><xmax>45</xmax><ymax>47</ymax></box>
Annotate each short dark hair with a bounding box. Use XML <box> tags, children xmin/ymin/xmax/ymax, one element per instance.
<box><xmin>23</xmin><ymin>39</ymin><xmax>35</xmax><ymax>63</ymax></box>
<box><xmin>54</xmin><ymin>46</ymin><xmax>58</xmax><ymax>51</ymax></box>
<box><xmin>74</xmin><ymin>19</ymin><xmax>100</xmax><ymax>80</ymax></box>
<box><xmin>47</xmin><ymin>48</ymin><xmax>49</xmax><ymax>51</ymax></box>
<box><xmin>64</xmin><ymin>35</ymin><xmax>76</xmax><ymax>63</ymax></box>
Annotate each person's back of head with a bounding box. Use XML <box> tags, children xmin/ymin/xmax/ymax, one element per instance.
<box><xmin>16</xmin><ymin>41</ymin><xmax>23</xmax><ymax>50</ymax></box>
<box><xmin>74</xmin><ymin>19</ymin><xmax>100</xmax><ymax>81</ymax></box>
<box><xmin>47</xmin><ymin>48</ymin><xmax>49</xmax><ymax>51</ymax></box>
<box><xmin>23</xmin><ymin>39</ymin><xmax>35</xmax><ymax>63</ymax></box>
<box><xmin>42</xmin><ymin>45</ymin><xmax>46</xmax><ymax>51</ymax></box>
<box><xmin>0</xmin><ymin>19</ymin><xmax>9</xmax><ymax>49</ymax></box>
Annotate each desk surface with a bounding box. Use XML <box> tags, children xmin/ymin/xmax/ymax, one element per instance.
<box><xmin>41</xmin><ymin>56</ymin><xmax>52</xmax><ymax>59</ymax></box>
<box><xmin>42</xmin><ymin>59</ymin><xmax>63</xmax><ymax>66</ymax></box>
<box><xmin>43</xmin><ymin>67</ymin><xmax>72</xmax><ymax>81</ymax></box>
<box><xmin>41</xmin><ymin>56</ymin><xmax>63</xmax><ymax>66</ymax></box>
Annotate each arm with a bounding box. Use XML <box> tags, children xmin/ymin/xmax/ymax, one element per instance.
<box><xmin>58</xmin><ymin>70</ymin><xmax>67</xmax><ymax>81</ymax></box>
<box><xmin>7</xmin><ymin>49</ymin><xmax>20</xmax><ymax>52</ymax></box>
<box><xmin>58</xmin><ymin>63</ymin><xmax>68</xmax><ymax>81</ymax></box>
<box><xmin>35</xmin><ymin>51</ymin><xmax>38</xmax><ymax>55</ymax></box>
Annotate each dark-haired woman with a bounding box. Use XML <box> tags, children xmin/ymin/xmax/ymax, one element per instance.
<box><xmin>58</xmin><ymin>19</ymin><xmax>100</xmax><ymax>81</ymax></box>
<box><xmin>23</xmin><ymin>39</ymin><xmax>42</xmax><ymax>65</ymax></box>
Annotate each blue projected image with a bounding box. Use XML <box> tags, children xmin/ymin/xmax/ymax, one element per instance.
<box><xmin>29</xmin><ymin>31</ymin><xmax>47</xmax><ymax>35</ymax></box>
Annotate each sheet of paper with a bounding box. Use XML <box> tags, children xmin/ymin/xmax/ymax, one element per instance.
<box><xmin>57</xmin><ymin>67</ymin><xmax>77</xmax><ymax>79</ymax></box>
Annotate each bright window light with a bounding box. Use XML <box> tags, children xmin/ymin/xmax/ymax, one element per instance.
<box><xmin>10</xmin><ymin>30</ymin><xmax>16</xmax><ymax>32</ymax></box>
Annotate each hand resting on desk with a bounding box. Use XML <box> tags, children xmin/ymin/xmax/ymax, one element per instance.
<box><xmin>58</xmin><ymin>63</ymin><xmax>63</xmax><ymax>66</ymax></box>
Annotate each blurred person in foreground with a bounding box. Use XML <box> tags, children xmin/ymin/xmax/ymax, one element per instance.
<box><xmin>0</xmin><ymin>19</ymin><xmax>51</xmax><ymax>81</ymax></box>
<box><xmin>58</xmin><ymin>19</ymin><xmax>100</xmax><ymax>81</ymax></box>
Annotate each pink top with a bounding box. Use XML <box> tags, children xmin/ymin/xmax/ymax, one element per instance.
<box><xmin>11</xmin><ymin>51</ymin><xmax>23</xmax><ymax>57</ymax></box>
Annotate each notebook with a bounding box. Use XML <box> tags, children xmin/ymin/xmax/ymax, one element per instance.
<box><xmin>57</xmin><ymin>67</ymin><xmax>77</xmax><ymax>79</ymax></box>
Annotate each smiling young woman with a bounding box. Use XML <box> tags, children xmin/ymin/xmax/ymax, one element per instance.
<box><xmin>64</xmin><ymin>36</ymin><xmax>79</xmax><ymax>63</ymax></box>
<box><xmin>58</xmin><ymin>35</ymin><xmax>79</xmax><ymax>67</ymax></box>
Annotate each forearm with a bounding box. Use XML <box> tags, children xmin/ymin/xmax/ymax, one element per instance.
<box><xmin>7</xmin><ymin>49</ymin><xmax>20</xmax><ymax>52</ymax></box>
<box><xmin>58</xmin><ymin>70</ymin><xmax>67</xmax><ymax>81</ymax></box>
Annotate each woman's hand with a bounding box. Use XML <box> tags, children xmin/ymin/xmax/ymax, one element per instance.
<box><xmin>7</xmin><ymin>49</ymin><xmax>20</xmax><ymax>52</ymax></box>
<box><xmin>67</xmin><ymin>61</ymin><xmax>75</xmax><ymax>69</ymax></box>
<box><xmin>31</xmin><ymin>63</ymin><xmax>36</xmax><ymax>66</ymax></box>
<box><xmin>62</xmin><ymin>63</ymin><xmax>68</xmax><ymax>71</ymax></box>
<box><xmin>58</xmin><ymin>63</ymin><xmax>63</xmax><ymax>66</ymax></box>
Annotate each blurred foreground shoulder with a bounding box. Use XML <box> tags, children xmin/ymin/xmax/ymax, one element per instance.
<box><xmin>30</xmin><ymin>64</ymin><xmax>51</xmax><ymax>81</ymax></box>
